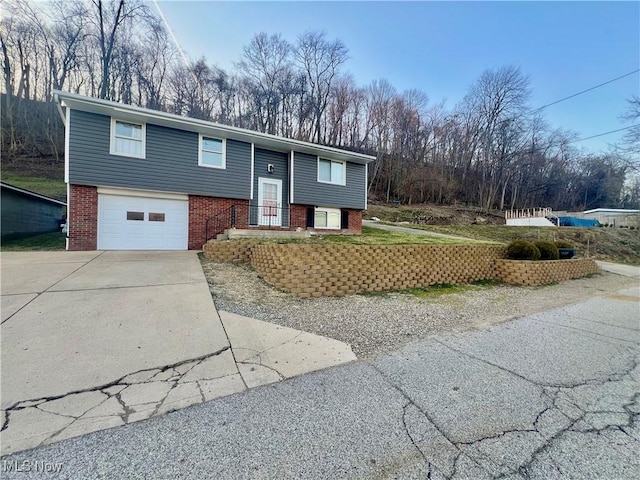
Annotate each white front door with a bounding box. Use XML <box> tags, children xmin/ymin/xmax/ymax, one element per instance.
<box><xmin>98</xmin><ymin>193</ymin><xmax>189</xmax><ymax>250</ymax></box>
<box><xmin>257</xmin><ymin>177</ymin><xmax>282</xmax><ymax>227</ymax></box>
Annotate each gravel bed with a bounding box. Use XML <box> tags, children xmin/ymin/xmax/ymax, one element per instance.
<box><xmin>201</xmin><ymin>258</ymin><xmax>637</xmax><ymax>359</ymax></box>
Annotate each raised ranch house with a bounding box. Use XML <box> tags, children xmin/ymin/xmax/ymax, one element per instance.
<box><xmin>54</xmin><ymin>91</ymin><xmax>375</xmax><ymax>251</ymax></box>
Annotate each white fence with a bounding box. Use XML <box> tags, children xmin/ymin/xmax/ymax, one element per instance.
<box><xmin>505</xmin><ymin>208</ymin><xmax>553</xmax><ymax>221</ymax></box>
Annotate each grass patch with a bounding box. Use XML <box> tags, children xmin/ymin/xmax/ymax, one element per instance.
<box><xmin>2</xmin><ymin>173</ymin><xmax>66</xmax><ymax>201</ymax></box>
<box><xmin>401</xmin><ymin>283</ymin><xmax>470</xmax><ymax>298</ymax></box>
<box><xmin>470</xmin><ymin>278</ymin><xmax>502</xmax><ymax>287</ymax></box>
<box><xmin>359</xmin><ymin>280</ymin><xmax>500</xmax><ymax>299</ymax></box>
<box><xmin>317</xmin><ymin>226</ymin><xmax>470</xmax><ymax>245</ymax></box>
<box><xmin>1</xmin><ymin>232</ymin><xmax>66</xmax><ymax>251</ymax></box>
<box><xmin>267</xmin><ymin>226</ymin><xmax>479</xmax><ymax>246</ymax></box>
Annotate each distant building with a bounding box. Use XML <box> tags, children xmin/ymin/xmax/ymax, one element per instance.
<box><xmin>580</xmin><ymin>208</ymin><xmax>639</xmax><ymax>228</ymax></box>
<box><xmin>505</xmin><ymin>208</ymin><xmax>556</xmax><ymax>227</ymax></box>
<box><xmin>1</xmin><ymin>182</ymin><xmax>66</xmax><ymax>240</ymax></box>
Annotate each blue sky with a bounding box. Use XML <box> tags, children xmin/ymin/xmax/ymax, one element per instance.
<box><xmin>157</xmin><ymin>1</ymin><xmax>640</xmax><ymax>154</ymax></box>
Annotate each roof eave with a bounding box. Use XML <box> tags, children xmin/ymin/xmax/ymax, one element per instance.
<box><xmin>53</xmin><ymin>90</ymin><xmax>376</xmax><ymax>165</ymax></box>
<box><xmin>1</xmin><ymin>182</ymin><xmax>67</xmax><ymax>206</ymax></box>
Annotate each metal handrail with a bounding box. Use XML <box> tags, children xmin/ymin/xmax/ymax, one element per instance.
<box><xmin>204</xmin><ymin>204</ymin><xmax>292</xmax><ymax>243</ymax></box>
<box><xmin>205</xmin><ymin>205</ymin><xmax>235</xmax><ymax>243</ymax></box>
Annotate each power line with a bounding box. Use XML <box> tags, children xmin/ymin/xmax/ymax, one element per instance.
<box><xmin>569</xmin><ymin>124</ymin><xmax>638</xmax><ymax>144</ymax></box>
<box><xmin>532</xmin><ymin>69</ymin><xmax>640</xmax><ymax>113</ymax></box>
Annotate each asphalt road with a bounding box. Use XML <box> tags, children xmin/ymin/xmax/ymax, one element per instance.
<box><xmin>2</xmin><ymin>285</ymin><xmax>638</xmax><ymax>479</ymax></box>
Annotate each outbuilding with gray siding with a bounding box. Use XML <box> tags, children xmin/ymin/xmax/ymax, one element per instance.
<box><xmin>1</xmin><ymin>183</ymin><xmax>66</xmax><ymax>240</ymax></box>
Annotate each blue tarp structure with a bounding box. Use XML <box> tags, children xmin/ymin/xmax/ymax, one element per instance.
<box><xmin>557</xmin><ymin>216</ymin><xmax>600</xmax><ymax>227</ymax></box>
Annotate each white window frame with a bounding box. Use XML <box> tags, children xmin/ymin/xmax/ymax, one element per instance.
<box><xmin>317</xmin><ymin>157</ymin><xmax>346</xmax><ymax>186</ymax></box>
<box><xmin>314</xmin><ymin>206</ymin><xmax>341</xmax><ymax>230</ymax></box>
<box><xmin>198</xmin><ymin>134</ymin><xmax>226</xmax><ymax>169</ymax></box>
<box><xmin>110</xmin><ymin>118</ymin><xmax>146</xmax><ymax>159</ymax></box>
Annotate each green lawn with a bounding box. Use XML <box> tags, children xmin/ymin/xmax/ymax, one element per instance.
<box><xmin>261</xmin><ymin>226</ymin><xmax>481</xmax><ymax>246</ymax></box>
<box><xmin>1</xmin><ymin>232</ymin><xmax>66</xmax><ymax>251</ymax></box>
<box><xmin>2</xmin><ymin>173</ymin><xmax>66</xmax><ymax>201</ymax></box>
<box><xmin>315</xmin><ymin>225</ymin><xmax>477</xmax><ymax>245</ymax></box>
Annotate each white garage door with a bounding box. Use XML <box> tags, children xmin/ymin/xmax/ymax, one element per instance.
<box><xmin>98</xmin><ymin>193</ymin><xmax>188</xmax><ymax>250</ymax></box>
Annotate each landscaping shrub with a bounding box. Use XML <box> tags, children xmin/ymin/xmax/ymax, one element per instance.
<box><xmin>534</xmin><ymin>241</ymin><xmax>560</xmax><ymax>260</ymax></box>
<box><xmin>554</xmin><ymin>240</ymin><xmax>574</xmax><ymax>249</ymax></box>
<box><xmin>506</xmin><ymin>240</ymin><xmax>541</xmax><ymax>260</ymax></box>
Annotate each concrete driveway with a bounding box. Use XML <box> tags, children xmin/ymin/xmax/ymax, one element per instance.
<box><xmin>0</xmin><ymin>251</ymin><xmax>355</xmax><ymax>456</ymax></box>
<box><xmin>1</xmin><ymin>281</ymin><xmax>637</xmax><ymax>478</ymax></box>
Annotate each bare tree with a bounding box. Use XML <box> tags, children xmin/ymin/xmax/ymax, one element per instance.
<box><xmin>294</xmin><ymin>31</ymin><xmax>348</xmax><ymax>143</ymax></box>
<box><xmin>89</xmin><ymin>0</ymin><xmax>148</xmax><ymax>99</ymax></box>
<box><xmin>618</xmin><ymin>95</ymin><xmax>640</xmax><ymax>171</ymax></box>
<box><xmin>237</xmin><ymin>33</ymin><xmax>291</xmax><ymax>135</ymax></box>
<box><xmin>460</xmin><ymin>66</ymin><xmax>531</xmax><ymax>209</ymax></box>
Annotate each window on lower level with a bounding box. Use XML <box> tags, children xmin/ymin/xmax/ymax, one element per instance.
<box><xmin>314</xmin><ymin>207</ymin><xmax>341</xmax><ymax>229</ymax></box>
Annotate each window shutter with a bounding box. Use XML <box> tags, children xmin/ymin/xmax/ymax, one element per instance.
<box><xmin>306</xmin><ymin>207</ymin><xmax>315</xmax><ymax>228</ymax></box>
<box><xmin>341</xmin><ymin>210</ymin><xmax>349</xmax><ymax>229</ymax></box>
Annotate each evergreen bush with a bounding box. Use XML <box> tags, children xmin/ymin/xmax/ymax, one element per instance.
<box><xmin>506</xmin><ymin>240</ymin><xmax>541</xmax><ymax>261</ymax></box>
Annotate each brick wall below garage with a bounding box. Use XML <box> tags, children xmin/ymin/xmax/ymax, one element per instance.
<box><xmin>68</xmin><ymin>184</ymin><xmax>97</xmax><ymax>251</ymax></box>
<box><xmin>188</xmin><ymin>196</ymin><xmax>250</xmax><ymax>250</ymax></box>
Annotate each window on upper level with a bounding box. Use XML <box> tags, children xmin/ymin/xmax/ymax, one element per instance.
<box><xmin>110</xmin><ymin>119</ymin><xmax>145</xmax><ymax>158</ymax></box>
<box><xmin>318</xmin><ymin>158</ymin><xmax>346</xmax><ymax>185</ymax></box>
<box><xmin>199</xmin><ymin>135</ymin><xmax>226</xmax><ymax>169</ymax></box>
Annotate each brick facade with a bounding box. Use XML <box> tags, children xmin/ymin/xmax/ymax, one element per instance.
<box><xmin>289</xmin><ymin>205</ymin><xmax>362</xmax><ymax>234</ymax></box>
<box><xmin>68</xmin><ymin>184</ymin><xmax>98</xmax><ymax>251</ymax></box>
<box><xmin>67</xmin><ymin>189</ymin><xmax>364</xmax><ymax>251</ymax></box>
<box><xmin>188</xmin><ymin>196</ymin><xmax>250</xmax><ymax>250</ymax></box>
<box><xmin>289</xmin><ymin>204</ymin><xmax>308</xmax><ymax>230</ymax></box>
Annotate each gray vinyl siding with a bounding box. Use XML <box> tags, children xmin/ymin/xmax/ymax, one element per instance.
<box><xmin>293</xmin><ymin>152</ymin><xmax>366</xmax><ymax>210</ymax></box>
<box><xmin>68</xmin><ymin>110</ymin><xmax>251</xmax><ymax>199</ymax></box>
<box><xmin>1</xmin><ymin>189</ymin><xmax>65</xmax><ymax>239</ymax></box>
<box><xmin>250</xmin><ymin>148</ymin><xmax>290</xmax><ymax>226</ymax></box>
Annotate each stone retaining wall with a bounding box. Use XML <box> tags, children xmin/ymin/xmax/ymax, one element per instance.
<box><xmin>494</xmin><ymin>258</ymin><xmax>598</xmax><ymax>286</ymax></box>
<box><xmin>250</xmin><ymin>244</ymin><xmax>505</xmax><ymax>298</ymax></box>
<box><xmin>202</xmin><ymin>240</ymin><xmax>258</xmax><ymax>263</ymax></box>
<box><xmin>204</xmin><ymin>241</ymin><xmax>600</xmax><ymax>296</ymax></box>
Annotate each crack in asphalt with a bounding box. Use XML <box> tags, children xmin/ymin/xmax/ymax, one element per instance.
<box><xmin>434</xmin><ymin>338</ymin><xmax>639</xmax><ymax>390</ymax></box>
<box><xmin>369</xmin><ymin>362</ymin><xmax>492</xmax><ymax>480</ymax></box>
<box><xmin>400</xmin><ymin>402</ymin><xmax>432</xmax><ymax>470</ymax></box>
<box><xmin>533</xmin><ymin>311</ymin><xmax>640</xmax><ymax>332</ymax></box>
<box><xmin>368</xmin><ymin>336</ymin><xmax>639</xmax><ymax>479</ymax></box>
<box><xmin>529</xmin><ymin>317</ymin><xmax>639</xmax><ymax>345</ymax></box>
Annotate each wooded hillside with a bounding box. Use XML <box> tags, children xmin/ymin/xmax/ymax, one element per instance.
<box><xmin>2</xmin><ymin>0</ymin><xmax>638</xmax><ymax>210</ymax></box>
